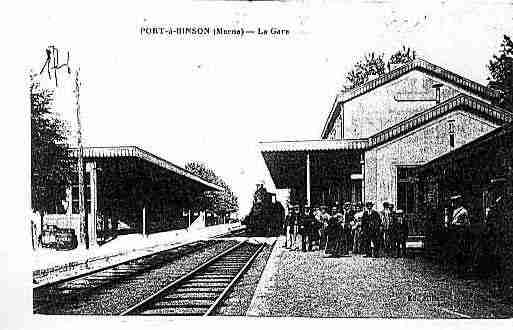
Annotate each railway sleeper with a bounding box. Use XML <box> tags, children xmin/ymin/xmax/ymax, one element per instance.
<box><xmin>162</xmin><ymin>292</ymin><xmax>220</xmax><ymax>300</ymax></box>
<box><xmin>152</xmin><ymin>300</ymin><xmax>213</xmax><ymax>308</ymax></box>
<box><xmin>173</xmin><ymin>288</ymin><xmax>224</xmax><ymax>294</ymax></box>
<box><xmin>193</xmin><ymin>274</ymin><xmax>234</xmax><ymax>278</ymax></box>
<box><xmin>180</xmin><ymin>283</ymin><xmax>228</xmax><ymax>288</ymax></box>
<box><xmin>186</xmin><ymin>278</ymin><xmax>232</xmax><ymax>283</ymax></box>
<box><xmin>139</xmin><ymin>307</ymin><xmax>205</xmax><ymax>316</ymax></box>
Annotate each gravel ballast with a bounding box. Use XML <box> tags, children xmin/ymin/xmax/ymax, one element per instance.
<box><xmin>216</xmin><ymin>237</ymin><xmax>276</xmax><ymax>316</ymax></box>
<box><xmin>40</xmin><ymin>239</ymin><xmax>237</xmax><ymax>315</ymax></box>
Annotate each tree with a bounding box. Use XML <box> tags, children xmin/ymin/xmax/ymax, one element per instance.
<box><xmin>487</xmin><ymin>35</ymin><xmax>513</xmax><ymax>111</ymax></box>
<box><xmin>345</xmin><ymin>52</ymin><xmax>386</xmax><ymax>89</ymax></box>
<box><xmin>31</xmin><ymin>74</ymin><xmax>73</xmax><ymax>232</ymax></box>
<box><xmin>388</xmin><ymin>45</ymin><xmax>416</xmax><ymax>66</ymax></box>
<box><xmin>184</xmin><ymin>161</ymin><xmax>239</xmax><ymax>215</ymax></box>
<box><xmin>344</xmin><ymin>46</ymin><xmax>417</xmax><ymax>89</ymax></box>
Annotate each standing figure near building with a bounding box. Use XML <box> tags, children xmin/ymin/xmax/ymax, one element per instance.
<box><xmin>312</xmin><ymin>206</ymin><xmax>322</xmax><ymax>249</ymax></box>
<box><xmin>394</xmin><ymin>209</ymin><xmax>408</xmax><ymax>257</ymax></box>
<box><xmin>287</xmin><ymin>205</ymin><xmax>300</xmax><ymax>250</ymax></box>
<box><xmin>352</xmin><ymin>203</ymin><xmax>364</xmax><ymax>254</ymax></box>
<box><xmin>284</xmin><ymin>205</ymin><xmax>295</xmax><ymax>249</ymax></box>
<box><xmin>363</xmin><ymin>202</ymin><xmax>382</xmax><ymax>257</ymax></box>
<box><xmin>343</xmin><ymin>202</ymin><xmax>354</xmax><ymax>254</ymax></box>
<box><xmin>300</xmin><ymin>205</ymin><xmax>314</xmax><ymax>252</ymax></box>
<box><xmin>336</xmin><ymin>205</ymin><xmax>350</xmax><ymax>257</ymax></box>
<box><xmin>319</xmin><ymin>206</ymin><xmax>330</xmax><ymax>250</ymax></box>
<box><xmin>381</xmin><ymin>202</ymin><xmax>393</xmax><ymax>256</ymax></box>
<box><xmin>450</xmin><ymin>194</ymin><xmax>471</xmax><ymax>273</ymax></box>
<box><xmin>325</xmin><ymin>206</ymin><xmax>339</xmax><ymax>256</ymax></box>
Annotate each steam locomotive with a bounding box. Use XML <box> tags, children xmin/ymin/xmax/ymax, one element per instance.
<box><xmin>243</xmin><ymin>184</ymin><xmax>285</xmax><ymax>236</ymax></box>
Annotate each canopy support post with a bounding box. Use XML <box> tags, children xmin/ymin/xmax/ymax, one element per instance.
<box><xmin>306</xmin><ymin>152</ymin><xmax>311</xmax><ymax>207</ymax></box>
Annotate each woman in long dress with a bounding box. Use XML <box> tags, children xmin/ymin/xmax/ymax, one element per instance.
<box><xmin>325</xmin><ymin>207</ymin><xmax>340</xmax><ymax>256</ymax></box>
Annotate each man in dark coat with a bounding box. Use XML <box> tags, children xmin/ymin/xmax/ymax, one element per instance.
<box><xmin>381</xmin><ymin>202</ymin><xmax>393</xmax><ymax>256</ymax></box>
<box><xmin>300</xmin><ymin>205</ymin><xmax>315</xmax><ymax>252</ymax></box>
<box><xmin>319</xmin><ymin>206</ymin><xmax>330</xmax><ymax>250</ymax></box>
<box><xmin>343</xmin><ymin>202</ymin><xmax>354</xmax><ymax>254</ymax></box>
<box><xmin>363</xmin><ymin>201</ymin><xmax>382</xmax><ymax>257</ymax></box>
<box><xmin>395</xmin><ymin>209</ymin><xmax>408</xmax><ymax>257</ymax></box>
<box><xmin>284</xmin><ymin>205</ymin><xmax>297</xmax><ymax>249</ymax></box>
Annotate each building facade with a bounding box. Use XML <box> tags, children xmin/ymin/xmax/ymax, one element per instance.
<box><xmin>260</xmin><ymin>58</ymin><xmax>513</xmax><ymax>235</ymax></box>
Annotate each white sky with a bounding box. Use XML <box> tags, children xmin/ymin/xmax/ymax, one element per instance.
<box><xmin>23</xmin><ymin>0</ymin><xmax>513</xmax><ymax>216</ymax></box>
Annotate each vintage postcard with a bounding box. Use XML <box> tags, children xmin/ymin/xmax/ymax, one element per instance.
<box><xmin>5</xmin><ymin>0</ymin><xmax>513</xmax><ymax>329</ymax></box>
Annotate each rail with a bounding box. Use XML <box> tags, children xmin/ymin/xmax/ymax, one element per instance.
<box><xmin>120</xmin><ymin>240</ymin><xmax>264</xmax><ymax>316</ymax></box>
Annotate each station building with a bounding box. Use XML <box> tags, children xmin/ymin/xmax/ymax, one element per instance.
<box><xmin>38</xmin><ymin>146</ymin><xmax>222</xmax><ymax>247</ymax></box>
<box><xmin>260</xmin><ymin>58</ymin><xmax>513</xmax><ymax>235</ymax></box>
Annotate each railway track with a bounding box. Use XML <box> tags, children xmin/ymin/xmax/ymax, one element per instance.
<box><xmin>33</xmin><ymin>240</ymin><xmax>225</xmax><ymax>314</ymax></box>
<box><xmin>120</xmin><ymin>240</ymin><xmax>265</xmax><ymax>316</ymax></box>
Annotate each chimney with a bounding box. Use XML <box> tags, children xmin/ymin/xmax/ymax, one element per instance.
<box><xmin>432</xmin><ymin>83</ymin><xmax>443</xmax><ymax>104</ymax></box>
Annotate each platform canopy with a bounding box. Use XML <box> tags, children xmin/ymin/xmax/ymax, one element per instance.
<box><xmin>259</xmin><ymin>139</ymin><xmax>365</xmax><ymax>206</ymax></box>
<box><xmin>71</xmin><ymin>146</ymin><xmax>223</xmax><ymax>195</ymax></box>
<box><xmin>67</xmin><ymin>146</ymin><xmax>224</xmax><ymax>235</ymax></box>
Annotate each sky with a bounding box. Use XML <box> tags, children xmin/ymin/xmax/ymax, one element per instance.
<box><xmin>22</xmin><ymin>0</ymin><xmax>513</xmax><ymax>216</ymax></box>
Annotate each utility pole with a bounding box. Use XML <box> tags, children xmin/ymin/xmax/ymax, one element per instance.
<box><xmin>74</xmin><ymin>68</ymin><xmax>88</xmax><ymax>248</ymax></box>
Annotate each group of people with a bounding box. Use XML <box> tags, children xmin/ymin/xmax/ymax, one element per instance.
<box><xmin>283</xmin><ymin>201</ymin><xmax>409</xmax><ymax>258</ymax></box>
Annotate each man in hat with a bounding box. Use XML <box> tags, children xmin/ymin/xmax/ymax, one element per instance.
<box><xmin>319</xmin><ymin>205</ymin><xmax>330</xmax><ymax>250</ymax></box>
<box><xmin>312</xmin><ymin>206</ymin><xmax>322</xmax><ymax>249</ymax></box>
<box><xmin>284</xmin><ymin>204</ymin><xmax>299</xmax><ymax>249</ymax></box>
<box><xmin>362</xmin><ymin>201</ymin><xmax>382</xmax><ymax>257</ymax></box>
<box><xmin>300</xmin><ymin>205</ymin><xmax>315</xmax><ymax>252</ymax></box>
<box><xmin>352</xmin><ymin>202</ymin><xmax>364</xmax><ymax>254</ymax></box>
<box><xmin>394</xmin><ymin>209</ymin><xmax>408</xmax><ymax>257</ymax></box>
<box><xmin>381</xmin><ymin>202</ymin><xmax>393</xmax><ymax>256</ymax></box>
<box><xmin>326</xmin><ymin>205</ymin><xmax>342</xmax><ymax>256</ymax></box>
<box><xmin>342</xmin><ymin>202</ymin><xmax>354</xmax><ymax>254</ymax></box>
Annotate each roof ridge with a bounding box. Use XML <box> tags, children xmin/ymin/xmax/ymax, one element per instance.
<box><xmin>322</xmin><ymin>59</ymin><xmax>503</xmax><ymax>139</ymax></box>
<box><xmin>337</xmin><ymin>58</ymin><xmax>501</xmax><ymax>103</ymax></box>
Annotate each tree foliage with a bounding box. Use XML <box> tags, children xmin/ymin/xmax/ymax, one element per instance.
<box><xmin>31</xmin><ymin>76</ymin><xmax>73</xmax><ymax>216</ymax></box>
<box><xmin>345</xmin><ymin>52</ymin><xmax>386</xmax><ymax>89</ymax></box>
<box><xmin>344</xmin><ymin>46</ymin><xmax>417</xmax><ymax>89</ymax></box>
<box><xmin>185</xmin><ymin>161</ymin><xmax>239</xmax><ymax>214</ymax></box>
<box><xmin>488</xmin><ymin>35</ymin><xmax>513</xmax><ymax>111</ymax></box>
<box><xmin>388</xmin><ymin>45</ymin><xmax>416</xmax><ymax>66</ymax></box>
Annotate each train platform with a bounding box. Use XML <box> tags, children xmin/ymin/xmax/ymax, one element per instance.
<box><xmin>247</xmin><ymin>236</ymin><xmax>513</xmax><ymax>318</ymax></box>
<box><xmin>33</xmin><ymin>222</ymin><xmax>242</xmax><ymax>286</ymax></box>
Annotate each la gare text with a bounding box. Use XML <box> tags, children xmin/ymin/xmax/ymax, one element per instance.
<box><xmin>140</xmin><ymin>26</ymin><xmax>291</xmax><ymax>37</ymax></box>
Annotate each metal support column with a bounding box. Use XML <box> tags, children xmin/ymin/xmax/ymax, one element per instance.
<box><xmin>142</xmin><ymin>206</ymin><xmax>147</xmax><ymax>237</ymax></box>
<box><xmin>306</xmin><ymin>152</ymin><xmax>311</xmax><ymax>207</ymax></box>
<box><xmin>86</xmin><ymin>162</ymin><xmax>98</xmax><ymax>248</ymax></box>
<box><xmin>360</xmin><ymin>153</ymin><xmax>365</xmax><ymax>203</ymax></box>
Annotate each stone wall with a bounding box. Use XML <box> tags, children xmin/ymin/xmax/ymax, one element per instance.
<box><xmin>337</xmin><ymin>70</ymin><xmax>471</xmax><ymax>139</ymax></box>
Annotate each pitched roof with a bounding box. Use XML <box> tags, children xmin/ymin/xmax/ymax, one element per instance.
<box><xmin>261</xmin><ymin>94</ymin><xmax>513</xmax><ymax>154</ymax></box>
<box><xmin>321</xmin><ymin>58</ymin><xmax>503</xmax><ymax>139</ymax></box>
<box><xmin>70</xmin><ymin>146</ymin><xmax>222</xmax><ymax>191</ymax></box>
